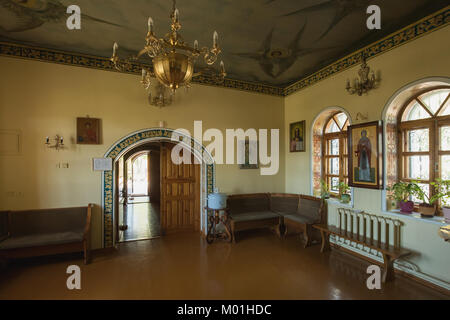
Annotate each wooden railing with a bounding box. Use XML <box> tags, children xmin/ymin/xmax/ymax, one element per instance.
<box><xmin>336</xmin><ymin>208</ymin><xmax>404</xmax><ymax>250</ymax></box>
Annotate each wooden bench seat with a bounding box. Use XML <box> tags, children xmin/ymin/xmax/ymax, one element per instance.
<box><xmin>314</xmin><ymin>224</ymin><xmax>411</xmax><ymax>283</ymax></box>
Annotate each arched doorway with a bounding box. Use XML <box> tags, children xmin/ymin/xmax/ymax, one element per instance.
<box><xmin>102</xmin><ymin>128</ymin><xmax>215</xmax><ymax>248</ymax></box>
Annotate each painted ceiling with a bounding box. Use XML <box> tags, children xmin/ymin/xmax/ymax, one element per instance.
<box><xmin>0</xmin><ymin>0</ymin><xmax>448</xmax><ymax>87</ymax></box>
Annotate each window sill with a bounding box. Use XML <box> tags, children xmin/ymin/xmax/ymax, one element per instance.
<box><xmin>326</xmin><ymin>198</ymin><xmax>353</xmax><ymax>209</ymax></box>
<box><xmin>326</xmin><ymin>199</ymin><xmax>447</xmax><ymax>226</ymax></box>
<box><xmin>381</xmin><ymin>209</ymin><xmax>446</xmax><ymax>226</ymax></box>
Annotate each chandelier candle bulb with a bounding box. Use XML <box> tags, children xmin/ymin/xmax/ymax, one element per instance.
<box><xmin>220</xmin><ymin>60</ymin><xmax>225</xmax><ymax>73</ymax></box>
<box><xmin>174</xmin><ymin>8</ymin><xmax>179</xmax><ymax>22</ymax></box>
<box><xmin>148</xmin><ymin>17</ymin><xmax>153</xmax><ymax>33</ymax></box>
<box><xmin>113</xmin><ymin>42</ymin><xmax>118</xmax><ymax>55</ymax></box>
<box><xmin>213</xmin><ymin>31</ymin><xmax>218</xmax><ymax>48</ymax></box>
<box><xmin>194</xmin><ymin>40</ymin><xmax>198</xmax><ymax>50</ymax></box>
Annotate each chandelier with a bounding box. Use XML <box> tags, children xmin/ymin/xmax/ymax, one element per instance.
<box><xmin>346</xmin><ymin>55</ymin><xmax>378</xmax><ymax>96</ymax></box>
<box><xmin>110</xmin><ymin>0</ymin><xmax>226</xmax><ymax>94</ymax></box>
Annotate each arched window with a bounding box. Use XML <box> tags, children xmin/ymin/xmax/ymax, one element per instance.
<box><xmin>398</xmin><ymin>88</ymin><xmax>450</xmax><ymax>204</ymax></box>
<box><xmin>323</xmin><ymin>112</ymin><xmax>349</xmax><ymax>195</ymax></box>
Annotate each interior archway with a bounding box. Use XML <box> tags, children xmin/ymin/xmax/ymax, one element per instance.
<box><xmin>102</xmin><ymin>128</ymin><xmax>215</xmax><ymax>248</ymax></box>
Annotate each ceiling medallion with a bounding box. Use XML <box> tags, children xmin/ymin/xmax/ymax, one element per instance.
<box><xmin>110</xmin><ymin>0</ymin><xmax>226</xmax><ymax>96</ymax></box>
<box><xmin>346</xmin><ymin>54</ymin><xmax>379</xmax><ymax>96</ymax></box>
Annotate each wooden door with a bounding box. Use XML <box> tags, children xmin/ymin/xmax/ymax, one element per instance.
<box><xmin>160</xmin><ymin>143</ymin><xmax>201</xmax><ymax>234</ymax></box>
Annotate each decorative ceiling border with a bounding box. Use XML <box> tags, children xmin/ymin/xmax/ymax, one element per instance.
<box><xmin>0</xmin><ymin>40</ymin><xmax>284</xmax><ymax>97</ymax></box>
<box><xmin>0</xmin><ymin>6</ymin><xmax>448</xmax><ymax>97</ymax></box>
<box><xmin>283</xmin><ymin>6</ymin><xmax>450</xmax><ymax>96</ymax></box>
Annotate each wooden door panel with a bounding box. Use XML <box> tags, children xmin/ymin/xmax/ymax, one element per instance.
<box><xmin>160</xmin><ymin>143</ymin><xmax>200</xmax><ymax>234</ymax></box>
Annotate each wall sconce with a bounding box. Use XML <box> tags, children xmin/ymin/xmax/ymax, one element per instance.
<box><xmin>157</xmin><ymin>120</ymin><xmax>166</xmax><ymax>128</ymax></box>
<box><xmin>45</xmin><ymin>135</ymin><xmax>65</xmax><ymax>150</ymax></box>
<box><xmin>346</xmin><ymin>54</ymin><xmax>379</xmax><ymax>96</ymax></box>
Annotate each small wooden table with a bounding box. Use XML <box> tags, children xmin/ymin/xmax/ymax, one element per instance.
<box><xmin>205</xmin><ymin>207</ymin><xmax>232</xmax><ymax>244</ymax></box>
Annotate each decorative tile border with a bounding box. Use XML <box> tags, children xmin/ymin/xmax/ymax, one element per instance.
<box><xmin>283</xmin><ymin>7</ymin><xmax>450</xmax><ymax>96</ymax></box>
<box><xmin>0</xmin><ymin>7</ymin><xmax>448</xmax><ymax>97</ymax></box>
<box><xmin>102</xmin><ymin>128</ymin><xmax>215</xmax><ymax>248</ymax></box>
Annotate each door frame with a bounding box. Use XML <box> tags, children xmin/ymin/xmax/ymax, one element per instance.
<box><xmin>101</xmin><ymin>128</ymin><xmax>215</xmax><ymax>248</ymax></box>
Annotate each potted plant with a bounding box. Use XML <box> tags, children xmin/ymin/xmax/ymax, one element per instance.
<box><xmin>338</xmin><ymin>182</ymin><xmax>351</xmax><ymax>204</ymax></box>
<box><xmin>320</xmin><ymin>179</ymin><xmax>330</xmax><ymax>199</ymax></box>
<box><xmin>431</xmin><ymin>179</ymin><xmax>450</xmax><ymax>222</ymax></box>
<box><xmin>410</xmin><ymin>181</ymin><xmax>440</xmax><ymax>217</ymax></box>
<box><xmin>387</xmin><ymin>181</ymin><xmax>415</xmax><ymax>213</ymax></box>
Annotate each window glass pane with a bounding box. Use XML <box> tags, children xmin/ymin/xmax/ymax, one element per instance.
<box><xmin>326</xmin><ymin>120</ymin><xmax>340</xmax><ymax>133</ymax></box>
<box><xmin>410</xmin><ymin>183</ymin><xmax>430</xmax><ymax>203</ymax></box>
<box><xmin>407</xmin><ymin>128</ymin><xmax>429</xmax><ymax>152</ymax></box>
<box><xmin>328</xmin><ymin>139</ymin><xmax>339</xmax><ymax>155</ymax></box>
<box><xmin>330</xmin><ymin>177</ymin><xmax>339</xmax><ymax>193</ymax></box>
<box><xmin>440</xmin><ymin>126</ymin><xmax>450</xmax><ymax>151</ymax></box>
<box><xmin>441</xmin><ymin>155</ymin><xmax>450</xmax><ymax>180</ymax></box>
<box><xmin>403</xmin><ymin>101</ymin><xmax>431</xmax><ymax>121</ymax></box>
<box><xmin>328</xmin><ymin>158</ymin><xmax>339</xmax><ymax>175</ymax></box>
<box><xmin>420</xmin><ymin>90</ymin><xmax>449</xmax><ymax>115</ymax></box>
<box><xmin>407</xmin><ymin>156</ymin><xmax>429</xmax><ymax>180</ymax></box>
<box><xmin>335</xmin><ymin>113</ymin><xmax>347</xmax><ymax>129</ymax></box>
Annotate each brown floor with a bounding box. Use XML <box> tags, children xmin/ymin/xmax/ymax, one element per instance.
<box><xmin>120</xmin><ymin>202</ymin><xmax>160</xmax><ymax>242</ymax></box>
<box><xmin>0</xmin><ymin>230</ymin><xmax>448</xmax><ymax>300</ymax></box>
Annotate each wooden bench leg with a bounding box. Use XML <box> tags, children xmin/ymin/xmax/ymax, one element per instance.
<box><xmin>230</xmin><ymin>224</ymin><xmax>236</xmax><ymax>243</ymax></box>
<box><xmin>83</xmin><ymin>241</ymin><xmax>90</xmax><ymax>265</ymax></box>
<box><xmin>382</xmin><ymin>253</ymin><xmax>395</xmax><ymax>283</ymax></box>
<box><xmin>274</xmin><ymin>224</ymin><xmax>282</xmax><ymax>239</ymax></box>
<box><xmin>319</xmin><ymin>230</ymin><xmax>331</xmax><ymax>253</ymax></box>
<box><xmin>303</xmin><ymin>224</ymin><xmax>312</xmax><ymax>248</ymax></box>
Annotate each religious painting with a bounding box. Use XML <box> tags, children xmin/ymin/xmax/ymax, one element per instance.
<box><xmin>290</xmin><ymin>121</ymin><xmax>305</xmax><ymax>152</ymax></box>
<box><xmin>348</xmin><ymin>121</ymin><xmax>383</xmax><ymax>189</ymax></box>
<box><xmin>238</xmin><ymin>138</ymin><xmax>259</xmax><ymax>169</ymax></box>
<box><xmin>77</xmin><ymin>117</ymin><xmax>100</xmax><ymax>144</ymax></box>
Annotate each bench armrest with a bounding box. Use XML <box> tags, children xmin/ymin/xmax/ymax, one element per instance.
<box><xmin>83</xmin><ymin>204</ymin><xmax>93</xmax><ymax>241</ymax></box>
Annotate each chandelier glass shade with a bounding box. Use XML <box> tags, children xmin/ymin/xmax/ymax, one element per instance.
<box><xmin>110</xmin><ymin>0</ymin><xmax>226</xmax><ymax>96</ymax></box>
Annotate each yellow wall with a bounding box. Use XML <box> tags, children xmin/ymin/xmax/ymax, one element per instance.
<box><xmin>0</xmin><ymin>56</ymin><xmax>285</xmax><ymax>249</ymax></box>
<box><xmin>0</xmin><ymin>24</ymin><xmax>449</xmax><ymax>287</ymax></box>
<box><xmin>284</xmin><ymin>26</ymin><xmax>450</xmax><ymax>285</ymax></box>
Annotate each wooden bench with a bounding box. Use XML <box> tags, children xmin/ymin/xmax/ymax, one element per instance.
<box><xmin>313</xmin><ymin>208</ymin><xmax>411</xmax><ymax>283</ymax></box>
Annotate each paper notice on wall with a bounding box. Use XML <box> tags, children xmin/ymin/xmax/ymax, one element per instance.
<box><xmin>93</xmin><ymin>158</ymin><xmax>112</xmax><ymax>171</ymax></box>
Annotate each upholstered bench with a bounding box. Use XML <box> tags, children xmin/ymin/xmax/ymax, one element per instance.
<box><xmin>227</xmin><ymin>193</ymin><xmax>325</xmax><ymax>244</ymax></box>
<box><xmin>227</xmin><ymin>193</ymin><xmax>282</xmax><ymax>243</ymax></box>
<box><xmin>283</xmin><ymin>195</ymin><xmax>325</xmax><ymax>247</ymax></box>
<box><xmin>0</xmin><ymin>204</ymin><xmax>93</xmax><ymax>265</ymax></box>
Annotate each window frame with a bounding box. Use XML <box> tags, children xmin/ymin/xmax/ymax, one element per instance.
<box><xmin>322</xmin><ymin>112</ymin><xmax>349</xmax><ymax>197</ymax></box>
<box><xmin>397</xmin><ymin>87</ymin><xmax>450</xmax><ymax>212</ymax></box>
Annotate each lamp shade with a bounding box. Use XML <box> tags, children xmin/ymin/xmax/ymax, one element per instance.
<box><xmin>153</xmin><ymin>52</ymin><xmax>194</xmax><ymax>90</ymax></box>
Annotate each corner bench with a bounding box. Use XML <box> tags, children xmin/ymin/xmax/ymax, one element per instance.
<box><xmin>313</xmin><ymin>224</ymin><xmax>411</xmax><ymax>282</ymax></box>
<box><xmin>227</xmin><ymin>193</ymin><xmax>324</xmax><ymax>244</ymax></box>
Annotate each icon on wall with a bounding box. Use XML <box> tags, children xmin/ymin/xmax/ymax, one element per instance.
<box><xmin>348</xmin><ymin>120</ymin><xmax>383</xmax><ymax>189</ymax></box>
<box><xmin>289</xmin><ymin>120</ymin><xmax>305</xmax><ymax>152</ymax></box>
<box><xmin>77</xmin><ymin>117</ymin><xmax>100</xmax><ymax>144</ymax></box>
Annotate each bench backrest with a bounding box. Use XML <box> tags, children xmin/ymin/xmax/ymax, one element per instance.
<box><xmin>227</xmin><ymin>193</ymin><xmax>270</xmax><ymax>215</ymax></box>
<box><xmin>270</xmin><ymin>193</ymin><xmax>300</xmax><ymax>215</ymax></box>
<box><xmin>0</xmin><ymin>211</ymin><xmax>9</xmax><ymax>240</ymax></box>
<box><xmin>298</xmin><ymin>195</ymin><xmax>324</xmax><ymax>223</ymax></box>
<box><xmin>8</xmin><ymin>206</ymin><xmax>89</xmax><ymax>236</ymax></box>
